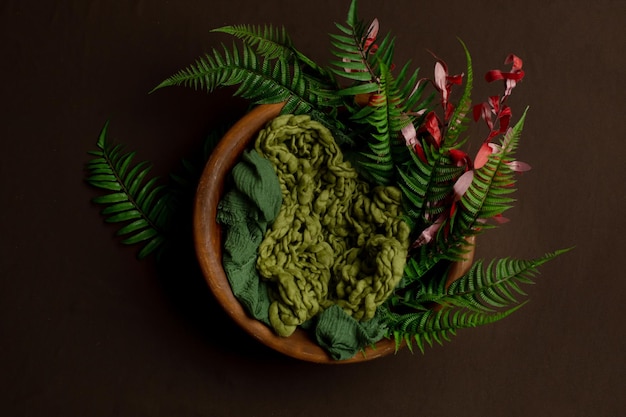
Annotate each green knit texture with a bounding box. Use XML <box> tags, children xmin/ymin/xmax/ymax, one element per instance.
<box><xmin>254</xmin><ymin>114</ymin><xmax>411</xmax><ymax>337</ymax></box>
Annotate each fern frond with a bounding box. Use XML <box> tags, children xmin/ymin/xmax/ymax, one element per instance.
<box><xmin>450</xmin><ymin>110</ymin><xmax>528</xmax><ymax>238</ymax></box>
<box><xmin>350</xmin><ymin>63</ymin><xmax>409</xmax><ymax>184</ymax></box>
<box><xmin>86</xmin><ymin>122</ymin><xmax>171</xmax><ymax>258</ymax></box>
<box><xmin>382</xmin><ymin>302</ymin><xmax>525</xmax><ymax>353</ymax></box>
<box><xmin>328</xmin><ymin>0</ymin><xmax>380</xmax><ymax>91</ymax></box>
<box><xmin>385</xmin><ymin>248</ymin><xmax>569</xmax><ymax>351</ymax></box>
<box><xmin>212</xmin><ymin>25</ymin><xmax>294</xmax><ymax>60</ymax></box>
<box><xmin>212</xmin><ymin>24</ymin><xmax>327</xmax><ymax>77</ymax></box>
<box><xmin>152</xmin><ymin>42</ymin><xmax>346</xmax><ymax>121</ymax></box>
<box><xmin>152</xmin><ymin>43</ymin><xmax>298</xmax><ymax>107</ymax></box>
<box><xmin>446</xmin><ymin>249</ymin><xmax>570</xmax><ymax>311</ymax></box>
<box><xmin>397</xmin><ymin>143</ymin><xmax>463</xmax><ymax>225</ymax></box>
<box><xmin>442</xmin><ymin>39</ymin><xmax>473</xmax><ymax>148</ymax></box>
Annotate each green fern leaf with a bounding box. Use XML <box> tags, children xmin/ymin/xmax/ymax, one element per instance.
<box><xmin>446</xmin><ymin>249</ymin><xmax>570</xmax><ymax>312</ymax></box>
<box><xmin>329</xmin><ymin>1</ymin><xmax>377</xmax><ymax>85</ymax></box>
<box><xmin>349</xmin><ymin>63</ymin><xmax>410</xmax><ymax>185</ymax></box>
<box><xmin>151</xmin><ymin>42</ymin><xmax>341</xmax><ymax>119</ymax></box>
<box><xmin>86</xmin><ymin>122</ymin><xmax>171</xmax><ymax>259</ymax></box>
<box><xmin>384</xmin><ymin>248</ymin><xmax>569</xmax><ymax>351</ymax></box>
<box><xmin>397</xmin><ymin>146</ymin><xmax>463</xmax><ymax>228</ymax></box>
<box><xmin>442</xmin><ymin>39</ymin><xmax>473</xmax><ymax>148</ymax></box>
<box><xmin>381</xmin><ymin>299</ymin><xmax>526</xmax><ymax>353</ymax></box>
<box><xmin>212</xmin><ymin>25</ymin><xmax>294</xmax><ymax>60</ymax></box>
<box><xmin>450</xmin><ymin>110</ymin><xmax>528</xmax><ymax>238</ymax></box>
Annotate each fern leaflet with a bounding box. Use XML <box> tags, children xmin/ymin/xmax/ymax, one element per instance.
<box><xmin>86</xmin><ymin>122</ymin><xmax>171</xmax><ymax>258</ymax></box>
<box><xmin>383</xmin><ymin>249</ymin><xmax>570</xmax><ymax>352</ymax></box>
<box><xmin>450</xmin><ymin>110</ymin><xmax>528</xmax><ymax>239</ymax></box>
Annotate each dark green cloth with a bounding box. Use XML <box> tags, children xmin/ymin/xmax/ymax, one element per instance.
<box><xmin>314</xmin><ymin>305</ymin><xmax>387</xmax><ymax>360</ymax></box>
<box><xmin>216</xmin><ymin>149</ymin><xmax>282</xmax><ymax>325</ymax></box>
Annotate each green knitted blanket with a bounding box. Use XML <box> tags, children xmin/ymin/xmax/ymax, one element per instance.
<box><xmin>217</xmin><ymin>114</ymin><xmax>410</xmax><ymax>360</ymax></box>
<box><xmin>254</xmin><ymin>114</ymin><xmax>410</xmax><ymax>337</ymax></box>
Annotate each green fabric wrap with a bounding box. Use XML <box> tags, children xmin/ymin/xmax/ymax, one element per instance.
<box><xmin>254</xmin><ymin>114</ymin><xmax>411</xmax><ymax>338</ymax></box>
<box><xmin>314</xmin><ymin>305</ymin><xmax>386</xmax><ymax>360</ymax></box>
<box><xmin>215</xmin><ymin>149</ymin><xmax>283</xmax><ymax>325</ymax></box>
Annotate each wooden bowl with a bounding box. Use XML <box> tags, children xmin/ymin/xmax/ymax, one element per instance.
<box><xmin>193</xmin><ymin>104</ymin><xmax>474</xmax><ymax>363</ymax></box>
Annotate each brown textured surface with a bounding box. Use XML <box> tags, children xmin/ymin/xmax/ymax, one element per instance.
<box><xmin>2</xmin><ymin>0</ymin><xmax>624</xmax><ymax>415</ymax></box>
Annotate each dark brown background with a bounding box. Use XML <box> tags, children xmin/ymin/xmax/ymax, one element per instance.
<box><xmin>2</xmin><ymin>0</ymin><xmax>624</xmax><ymax>416</ymax></box>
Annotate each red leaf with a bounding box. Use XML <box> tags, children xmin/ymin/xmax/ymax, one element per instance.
<box><xmin>449</xmin><ymin>149</ymin><xmax>471</xmax><ymax>168</ymax></box>
<box><xmin>485</xmin><ymin>68</ymin><xmax>525</xmax><ymax>83</ymax></box>
<box><xmin>472</xmin><ymin>103</ymin><xmax>484</xmax><ymax>121</ymax></box>
<box><xmin>477</xmin><ymin>103</ymin><xmax>494</xmax><ymax>131</ymax></box>
<box><xmin>413</xmin><ymin>215</ymin><xmax>445</xmax><ymax>247</ymax></box>
<box><xmin>492</xmin><ymin>214</ymin><xmax>510</xmax><ymax>224</ymax></box>
<box><xmin>447</xmin><ymin>74</ymin><xmax>463</xmax><ymax>85</ymax></box>
<box><xmin>505</xmin><ymin>54</ymin><xmax>523</xmax><ymax>71</ymax></box>
<box><xmin>444</xmin><ymin>102</ymin><xmax>455</xmax><ymax>122</ymax></box>
<box><xmin>474</xmin><ymin>143</ymin><xmax>493</xmax><ymax>169</ymax></box>
<box><xmin>414</xmin><ymin>143</ymin><xmax>427</xmax><ymax>163</ymax></box>
<box><xmin>489</xmin><ymin>95</ymin><xmax>500</xmax><ymax>114</ymax></box>
<box><xmin>424</xmin><ymin>112</ymin><xmax>442</xmax><ymax>146</ymax></box>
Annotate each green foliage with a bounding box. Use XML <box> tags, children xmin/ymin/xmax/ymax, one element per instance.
<box><xmin>396</xmin><ymin>113</ymin><xmax>528</xmax><ymax>290</ymax></box>
<box><xmin>382</xmin><ymin>249</ymin><xmax>571</xmax><ymax>352</ymax></box>
<box><xmin>212</xmin><ymin>25</ymin><xmax>295</xmax><ymax>61</ymax></box>
<box><xmin>329</xmin><ymin>15</ymin><xmax>379</xmax><ymax>88</ymax></box>
<box><xmin>396</xmin><ymin>41</ymin><xmax>473</xmax><ymax>232</ymax></box>
<box><xmin>442</xmin><ymin>39</ymin><xmax>474</xmax><ymax>148</ymax></box>
<box><xmin>349</xmin><ymin>64</ymin><xmax>407</xmax><ymax>184</ymax></box>
<box><xmin>86</xmin><ymin>122</ymin><xmax>171</xmax><ymax>258</ymax></box>
<box><xmin>451</xmin><ymin>110</ymin><xmax>528</xmax><ymax>239</ymax></box>
<box><xmin>212</xmin><ymin>24</ymin><xmax>325</xmax><ymax>76</ymax></box>
<box><xmin>151</xmin><ymin>43</ymin><xmax>311</xmax><ymax>114</ymax></box>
